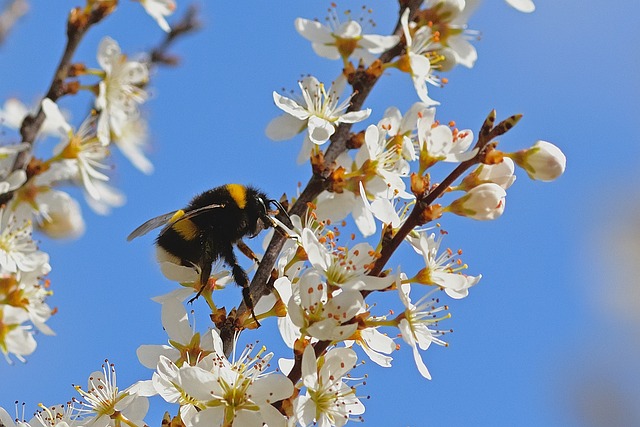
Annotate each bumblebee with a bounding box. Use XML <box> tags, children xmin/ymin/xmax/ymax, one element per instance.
<box><xmin>127</xmin><ymin>184</ymin><xmax>288</xmax><ymax>323</ymax></box>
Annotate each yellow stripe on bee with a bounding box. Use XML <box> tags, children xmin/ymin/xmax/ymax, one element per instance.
<box><xmin>170</xmin><ymin>209</ymin><xmax>199</xmax><ymax>240</ymax></box>
<box><xmin>226</xmin><ymin>184</ymin><xmax>247</xmax><ymax>209</ymax></box>
<box><xmin>170</xmin><ymin>210</ymin><xmax>186</xmax><ymax>222</ymax></box>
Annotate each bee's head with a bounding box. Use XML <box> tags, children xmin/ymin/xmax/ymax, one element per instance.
<box><xmin>247</xmin><ymin>188</ymin><xmax>290</xmax><ymax>238</ymax></box>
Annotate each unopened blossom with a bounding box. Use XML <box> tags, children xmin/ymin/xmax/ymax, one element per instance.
<box><xmin>447</xmin><ymin>182</ymin><xmax>506</xmax><ymax>220</ymax></box>
<box><xmin>296</xmin><ymin>345</ymin><xmax>365</xmax><ymax>427</ymax></box>
<box><xmin>397</xmin><ymin>282</ymin><xmax>451</xmax><ymax>379</ymax></box>
<box><xmin>0</xmin><ymin>305</ymin><xmax>37</xmax><ymax>363</ymax></box>
<box><xmin>138</xmin><ymin>0</ymin><xmax>176</xmax><ymax>32</ymax></box>
<box><xmin>288</xmin><ymin>269</ymin><xmax>365</xmax><ymax>342</ymax></box>
<box><xmin>509</xmin><ymin>140</ymin><xmax>566</xmax><ymax>182</ymax></box>
<box><xmin>505</xmin><ymin>0</ymin><xmax>535</xmax><ymax>13</ymax></box>
<box><xmin>302</xmin><ymin>228</ymin><xmax>394</xmax><ymax>291</ymax></box>
<box><xmin>15</xmin><ymin>188</ymin><xmax>85</xmax><ymax>239</ymax></box>
<box><xmin>137</xmin><ymin>297</ymin><xmax>222</xmax><ymax>370</ymax></box>
<box><xmin>95</xmin><ymin>37</ymin><xmax>149</xmax><ymax>144</ymax></box>
<box><xmin>295</xmin><ymin>14</ymin><xmax>399</xmax><ymax>65</ymax></box>
<box><xmin>267</xmin><ymin>75</ymin><xmax>371</xmax><ymax>148</ymax></box>
<box><xmin>73</xmin><ymin>362</ymin><xmax>149</xmax><ymax>427</ymax></box>
<box><xmin>38</xmin><ymin>191</ymin><xmax>85</xmax><ymax>239</ymax></box>
<box><xmin>407</xmin><ymin>230</ymin><xmax>480</xmax><ymax>299</ymax></box>
<box><xmin>0</xmin><ymin>208</ymin><xmax>48</xmax><ymax>274</ymax></box>
<box><xmin>461</xmin><ymin>157</ymin><xmax>516</xmax><ymax>190</ymax></box>
<box><xmin>41</xmin><ymin>99</ymin><xmax>113</xmax><ymax>204</ymax></box>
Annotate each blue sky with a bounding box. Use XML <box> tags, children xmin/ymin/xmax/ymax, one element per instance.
<box><xmin>1</xmin><ymin>1</ymin><xmax>639</xmax><ymax>426</ymax></box>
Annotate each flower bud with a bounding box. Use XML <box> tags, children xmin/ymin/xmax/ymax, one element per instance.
<box><xmin>511</xmin><ymin>140</ymin><xmax>566</xmax><ymax>182</ymax></box>
<box><xmin>477</xmin><ymin>157</ymin><xmax>516</xmax><ymax>189</ymax></box>
<box><xmin>38</xmin><ymin>191</ymin><xmax>85</xmax><ymax>239</ymax></box>
<box><xmin>460</xmin><ymin>158</ymin><xmax>516</xmax><ymax>191</ymax></box>
<box><xmin>448</xmin><ymin>183</ymin><xmax>506</xmax><ymax>220</ymax></box>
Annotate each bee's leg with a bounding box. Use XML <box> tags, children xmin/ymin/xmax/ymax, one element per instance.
<box><xmin>236</xmin><ymin>239</ymin><xmax>260</xmax><ymax>264</ymax></box>
<box><xmin>188</xmin><ymin>257</ymin><xmax>212</xmax><ymax>304</ymax></box>
<box><xmin>221</xmin><ymin>245</ymin><xmax>261</xmax><ymax>327</ymax></box>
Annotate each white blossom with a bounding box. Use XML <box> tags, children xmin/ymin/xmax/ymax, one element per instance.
<box><xmin>400</xmin><ymin>8</ymin><xmax>439</xmax><ymax>105</ymax></box>
<box><xmin>73</xmin><ymin>362</ymin><xmax>149</xmax><ymax>427</ymax></box>
<box><xmin>0</xmin><ymin>208</ymin><xmax>48</xmax><ymax>274</ymax></box>
<box><xmin>407</xmin><ymin>230</ymin><xmax>480</xmax><ymax>299</ymax></box>
<box><xmin>7</xmin><ymin>262</ymin><xmax>55</xmax><ymax>336</ymax></box>
<box><xmin>302</xmin><ymin>228</ymin><xmax>394</xmax><ymax>291</ymax></box>
<box><xmin>95</xmin><ymin>37</ymin><xmax>149</xmax><ymax>145</ymax></box>
<box><xmin>288</xmin><ymin>269</ymin><xmax>364</xmax><ymax>342</ymax></box>
<box><xmin>296</xmin><ymin>345</ymin><xmax>365</xmax><ymax>427</ymax></box>
<box><xmin>505</xmin><ymin>0</ymin><xmax>535</xmax><ymax>13</ymax></box>
<box><xmin>30</xmin><ymin>403</ymin><xmax>78</xmax><ymax>427</ymax></box>
<box><xmin>397</xmin><ymin>282</ymin><xmax>450</xmax><ymax>379</ymax></box>
<box><xmin>113</xmin><ymin>117</ymin><xmax>153</xmax><ymax>174</ymax></box>
<box><xmin>0</xmin><ymin>305</ymin><xmax>37</xmax><ymax>363</ymax></box>
<box><xmin>295</xmin><ymin>16</ymin><xmax>398</xmax><ymax>65</ymax></box>
<box><xmin>0</xmin><ymin>98</ymin><xmax>65</xmax><ymax>138</ymax></box>
<box><xmin>267</xmin><ymin>75</ymin><xmax>370</xmax><ymax>147</ymax></box>
<box><xmin>0</xmin><ymin>142</ymin><xmax>29</xmax><ymax>196</ymax></box>
<box><xmin>137</xmin><ymin>297</ymin><xmax>223</xmax><ymax>370</ymax></box>
<box><xmin>138</xmin><ymin>0</ymin><xmax>176</xmax><ymax>32</ymax></box>
<box><xmin>346</xmin><ymin>325</ymin><xmax>396</xmax><ymax>367</ymax></box>
<box><xmin>426</xmin><ymin>0</ymin><xmax>479</xmax><ymax>69</ymax></box>
<box><xmin>41</xmin><ymin>99</ymin><xmax>114</xmax><ymax>206</ymax></box>
<box><xmin>417</xmin><ymin>116</ymin><xmax>476</xmax><ymax>164</ymax></box>
<box><xmin>150</xmin><ymin>341</ymin><xmax>293</xmax><ymax>427</ymax></box>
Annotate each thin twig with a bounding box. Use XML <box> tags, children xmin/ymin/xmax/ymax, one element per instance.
<box><xmin>149</xmin><ymin>4</ymin><xmax>201</xmax><ymax>66</ymax></box>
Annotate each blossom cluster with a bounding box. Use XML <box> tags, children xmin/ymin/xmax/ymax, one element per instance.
<box><xmin>0</xmin><ymin>0</ymin><xmax>180</xmax><ymax>360</ymax></box>
<box><xmin>1</xmin><ymin>1</ymin><xmax>563</xmax><ymax>427</ymax></box>
<box><xmin>0</xmin><ymin>360</ymin><xmax>149</xmax><ymax>427</ymax></box>
<box><xmin>120</xmin><ymin>2</ymin><xmax>564</xmax><ymax>426</ymax></box>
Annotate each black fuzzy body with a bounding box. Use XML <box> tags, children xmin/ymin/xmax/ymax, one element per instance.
<box><xmin>156</xmin><ymin>184</ymin><xmax>270</xmax><ymax>306</ymax></box>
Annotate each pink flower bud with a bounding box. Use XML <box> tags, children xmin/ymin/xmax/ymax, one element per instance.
<box><xmin>448</xmin><ymin>183</ymin><xmax>506</xmax><ymax>220</ymax></box>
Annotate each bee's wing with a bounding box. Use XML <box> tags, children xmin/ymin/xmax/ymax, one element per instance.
<box><xmin>127</xmin><ymin>203</ymin><xmax>226</xmax><ymax>241</ymax></box>
<box><xmin>127</xmin><ymin>211</ymin><xmax>179</xmax><ymax>241</ymax></box>
<box><xmin>171</xmin><ymin>203</ymin><xmax>225</xmax><ymax>226</ymax></box>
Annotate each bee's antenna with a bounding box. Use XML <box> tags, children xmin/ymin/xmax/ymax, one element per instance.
<box><xmin>269</xmin><ymin>199</ymin><xmax>291</xmax><ymax>225</ymax></box>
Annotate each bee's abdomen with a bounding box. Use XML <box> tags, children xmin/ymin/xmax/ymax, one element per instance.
<box><xmin>156</xmin><ymin>226</ymin><xmax>202</xmax><ymax>266</ymax></box>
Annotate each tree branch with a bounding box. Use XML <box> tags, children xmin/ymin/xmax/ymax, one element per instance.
<box><xmin>220</xmin><ymin>0</ymin><xmax>424</xmax><ymax>356</ymax></box>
